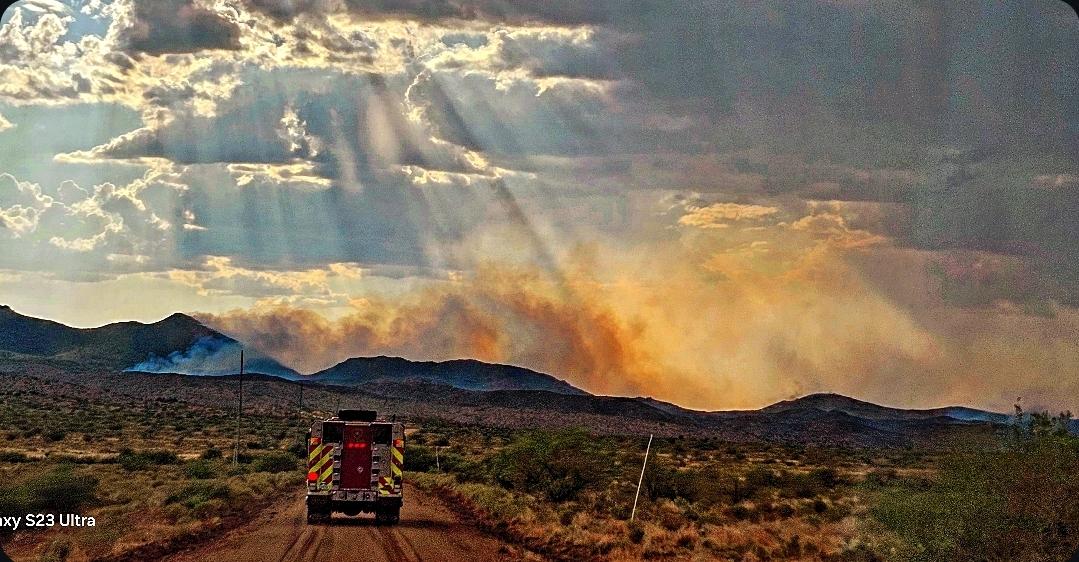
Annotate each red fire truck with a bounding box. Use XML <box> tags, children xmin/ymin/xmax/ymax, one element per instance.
<box><xmin>306</xmin><ymin>410</ymin><xmax>404</xmax><ymax>524</ymax></box>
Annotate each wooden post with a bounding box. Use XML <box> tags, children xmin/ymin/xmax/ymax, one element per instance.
<box><xmin>631</xmin><ymin>434</ymin><xmax>653</xmax><ymax>521</ymax></box>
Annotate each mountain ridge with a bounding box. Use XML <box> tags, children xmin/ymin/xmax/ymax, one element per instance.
<box><xmin>310</xmin><ymin>355</ymin><xmax>588</xmax><ymax>395</ymax></box>
<box><xmin>0</xmin><ymin>305</ymin><xmax>297</xmax><ymax>378</ymax></box>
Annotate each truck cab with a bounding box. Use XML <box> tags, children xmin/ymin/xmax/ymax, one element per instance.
<box><xmin>306</xmin><ymin>410</ymin><xmax>404</xmax><ymax>524</ymax></box>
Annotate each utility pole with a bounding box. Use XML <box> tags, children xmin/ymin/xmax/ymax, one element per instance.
<box><xmin>233</xmin><ymin>349</ymin><xmax>244</xmax><ymax>466</ymax></box>
<box><xmin>631</xmin><ymin>434</ymin><xmax>653</xmax><ymax>522</ymax></box>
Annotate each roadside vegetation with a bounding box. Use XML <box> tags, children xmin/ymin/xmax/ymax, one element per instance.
<box><xmin>407</xmin><ymin>414</ymin><xmax>1079</xmax><ymax>561</ymax></box>
<box><xmin>407</xmin><ymin>423</ymin><xmax>873</xmax><ymax>561</ymax></box>
<box><xmin>866</xmin><ymin>408</ymin><xmax>1079</xmax><ymax>562</ymax></box>
<box><xmin>0</xmin><ymin>385</ymin><xmax>307</xmax><ymax>561</ymax></box>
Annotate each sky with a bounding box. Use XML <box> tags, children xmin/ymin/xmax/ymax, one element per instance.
<box><xmin>0</xmin><ymin>0</ymin><xmax>1077</xmax><ymax>411</ymax></box>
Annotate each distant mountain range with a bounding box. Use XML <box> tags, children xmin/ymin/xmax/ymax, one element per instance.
<box><xmin>2</xmin><ymin>305</ymin><xmax>1057</xmax><ymax>443</ymax></box>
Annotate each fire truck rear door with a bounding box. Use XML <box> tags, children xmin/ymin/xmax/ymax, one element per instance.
<box><xmin>339</xmin><ymin>425</ymin><xmax>373</xmax><ymax>490</ymax></box>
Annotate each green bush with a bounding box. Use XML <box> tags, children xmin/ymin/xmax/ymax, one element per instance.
<box><xmin>404</xmin><ymin>444</ymin><xmax>438</xmax><ymax>472</ymax></box>
<box><xmin>166</xmin><ymin>481</ymin><xmax>231</xmax><ymax>509</ymax></box>
<box><xmin>489</xmin><ymin>428</ymin><xmax>611</xmax><ymax>501</ymax></box>
<box><xmin>252</xmin><ymin>451</ymin><xmax>297</xmax><ymax>473</ymax></box>
<box><xmin>643</xmin><ymin>457</ymin><xmax>714</xmax><ymax>503</ymax></box>
<box><xmin>0</xmin><ymin>465</ymin><xmax>98</xmax><ymax>517</ymax></box>
<box><xmin>287</xmin><ymin>440</ymin><xmax>307</xmax><ymax>459</ymax></box>
<box><xmin>117</xmin><ymin>449</ymin><xmax>179</xmax><ymax>471</ymax></box>
<box><xmin>201</xmin><ymin>447</ymin><xmax>223</xmax><ymax>460</ymax></box>
<box><xmin>184</xmin><ymin>460</ymin><xmax>215</xmax><ymax>479</ymax></box>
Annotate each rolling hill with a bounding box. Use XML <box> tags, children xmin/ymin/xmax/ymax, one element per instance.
<box><xmin>311</xmin><ymin>356</ymin><xmax>588</xmax><ymax>395</ymax></box>
<box><xmin>760</xmin><ymin>392</ymin><xmax>1012</xmax><ymax>424</ymax></box>
<box><xmin>0</xmin><ymin>305</ymin><xmax>297</xmax><ymax>378</ymax></box>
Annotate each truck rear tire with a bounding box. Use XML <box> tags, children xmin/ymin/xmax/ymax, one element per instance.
<box><xmin>376</xmin><ymin>506</ymin><xmax>400</xmax><ymax>525</ymax></box>
<box><xmin>307</xmin><ymin>507</ymin><xmax>329</xmax><ymax>524</ymax></box>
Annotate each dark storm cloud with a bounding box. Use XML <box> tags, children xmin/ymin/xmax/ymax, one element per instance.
<box><xmin>243</xmin><ymin>0</ymin><xmax>625</xmax><ymax>24</ymax></box>
<box><xmin>117</xmin><ymin>0</ymin><xmax>242</xmax><ymax>55</ymax></box>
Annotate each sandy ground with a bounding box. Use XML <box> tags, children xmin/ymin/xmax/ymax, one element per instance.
<box><xmin>162</xmin><ymin>485</ymin><xmax>518</xmax><ymax>562</ymax></box>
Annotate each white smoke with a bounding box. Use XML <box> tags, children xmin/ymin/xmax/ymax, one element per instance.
<box><xmin>127</xmin><ymin>335</ymin><xmax>243</xmax><ymax>376</ymax></box>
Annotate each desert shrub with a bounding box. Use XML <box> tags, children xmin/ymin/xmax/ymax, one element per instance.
<box><xmin>252</xmin><ymin>451</ymin><xmax>297</xmax><ymax>473</ymax></box>
<box><xmin>0</xmin><ymin>465</ymin><xmax>98</xmax><ymax>518</ymax></box>
<box><xmin>39</xmin><ymin>538</ymin><xmax>72</xmax><ymax>562</ymax></box>
<box><xmin>201</xmin><ymin>447</ymin><xmax>223</xmax><ymax>460</ymax></box>
<box><xmin>865</xmin><ymin>467</ymin><xmax>899</xmax><ymax>486</ymax></box>
<box><xmin>643</xmin><ymin>456</ymin><xmax>701</xmax><ymax>502</ymax></box>
<box><xmin>287</xmin><ymin>439</ymin><xmax>307</xmax><ymax>459</ymax></box>
<box><xmin>489</xmin><ymin>428</ymin><xmax>611</xmax><ymax>501</ymax></box>
<box><xmin>0</xmin><ymin>450</ymin><xmax>28</xmax><ymax>462</ymax></box>
<box><xmin>745</xmin><ymin>466</ymin><xmax>781</xmax><ymax>489</ymax></box>
<box><xmin>184</xmin><ymin>459</ymin><xmax>215</xmax><ymax>479</ymax></box>
<box><xmin>788</xmin><ymin>467</ymin><xmax>842</xmax><ymax>498</ymax></box>
<box><xmin>166</xmin><ymin>481</ymin><xmax>231</xmax><ymax>509</ymax></box>
<box><xmin>404</xmin><ymin>444</ymin><xmax>438</xmax><ymax>472</ymax></box>
<box><xmin>729</xmin><ymin>504</ymin><xmax>751</xmax><ymax>520</ymax></box>
<box><xmin>117</xmin><ymin>448</ymin><xmax>179</xmax><ymax>471</ymax></box>
<box><xmin>457</xmin><ymin>482</ymin><xmax>533</xmax><ymax>520</ymax></box>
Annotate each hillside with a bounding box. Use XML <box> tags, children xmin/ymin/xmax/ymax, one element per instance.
<box><xmin>0</xmin><ymin>306</ymin><xmax>297</xmax><ymax>378</ymax></box>
<box><xmin>311</xmin><ymin>356</ymin><xmax>588</xmax><ymax>395</ymax></box>
<box><xmin>760</xmin><ymin>392</ymin><xmax>1011</xmax><ymax>424</ymax></box>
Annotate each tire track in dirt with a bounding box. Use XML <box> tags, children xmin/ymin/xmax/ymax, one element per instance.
<box><xmin>163</xmin><ymin>485</ymin><xmax>514</xmax><ymax>562</ymax></box>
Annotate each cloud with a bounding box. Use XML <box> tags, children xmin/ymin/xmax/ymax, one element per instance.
<box><xmin>113</xmin><ymin>0</ymin><xmax>242</xmax><ymax>55</ymax></box>
<box><xmin>678</xmin><ymin>202</ymin><xmax>780</xmax><ymax>229</ymax></box>
<box><xmin>0</xmin><ymin>170</ymin><xmax>181</xmax><ymax>276</ymax></box>
<box><xmin>240</xmin><ymin>0</ymin><xmax>624</xmax><ymax>25</ymax></box>
<box><xmin>165</xmin><ymin>255</ymin><xmax>364</xmax><ymax>301</ymax></box>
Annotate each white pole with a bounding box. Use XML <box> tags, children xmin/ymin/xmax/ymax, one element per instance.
<box><xmin>630</xmin><ymin>434</ymin><xmax>653</xmax><ymax>522</ymax></box>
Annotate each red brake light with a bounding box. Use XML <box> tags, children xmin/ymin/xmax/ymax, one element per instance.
<box><xmin>307</xmin><ymin>471</ymin><xmax>318</xmax><ymax>481</ymax></box>
<box><xmin>310</xmin><ymin>437</ymin><xmax>321</xmax><ymax>445</ymax></box>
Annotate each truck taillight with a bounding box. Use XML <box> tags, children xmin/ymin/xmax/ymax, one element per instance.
<box><xmin>307</xmin><ymin>471</ymin><xmax>318</xmax><ymax>482</ymax></box>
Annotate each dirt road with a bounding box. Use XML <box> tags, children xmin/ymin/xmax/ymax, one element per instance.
<box><xmin>164</xmin><ymin>485</ymin><xmax>517</xmax><ymax>562</ymax></box>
